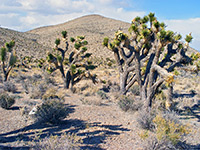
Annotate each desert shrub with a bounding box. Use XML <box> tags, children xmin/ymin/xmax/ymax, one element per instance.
<box><xmin>3</xmin><ymin>81</ymin><xmax>17</xmax><ymax>93</ymax></box>
<box><xmin>32</xmin><ymin>99</ymin><xmax>68</xmax><ymax>124</ymax></box>
<box><xmin>162</xmin><ymin>111</ymin><xmax>180</xmax><ymax>124</ymax></box>
<box><xmin>118</xmin><ymin>96</ymin><xmax>142</xmax><ymax>112</ymax></box>
<box><xmin>129</xmin><ymin>84</ymin><xmax>140</xmax><ymax>96</ymax></box>
<box><xmin>143</xmin><ymin>134</ymin><xmax>176</xmax><ymax>150</ymax></box>
<box><xmin>33</xmin><ymin>133</ymin><xmax>80</xmax><ymax>150</ymax></box>
<box><xmin>30</xmin><ymin>83</ymin><xmax>47</xmax><ymax>99</ymax></box>
<box><xmin>21</xmin><ymin>80</ymin><xmax>29</xmax><ymax>94</ymax></box>
<box><xmin>0</xmin><ymin>92</ymin><xmax>15</xmax><ymax>109</ymax></box>
<box><xmin>43</xmin><ymin>73</ymin><xmax>56</xmax><ymax>85</ymax></box>
<box><xmin>153</xmin><ymin>114</ymin><xmax>191</xmax><ymax>145</ymax></box>
<box><xmin>96</xmin><ymin>90</ymin><xmax>109</xmax><ymax>99</ymax></box>
<box><xmin>137</xmin><ymin>108</ymin><xmax>156</xmax><ymax>130</ymax></box>
<box><xmin>42</xmin><ymin>88</ymin><xmax>60</xmax><ymax>100</ymax></box>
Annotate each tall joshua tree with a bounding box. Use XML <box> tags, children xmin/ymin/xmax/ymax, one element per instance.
<box><xmin>103</xmin><ymin>13</ymin><xmax>192</xmax><ymax>108</ymax></box>
<box><xmin>0</xmin><ymin>40</ymin><xmax>17</xmax><ymax>82</ymax></box>
<box><xmin>46</xmin><ymin>31</ymin><xmax>97</xmax><ymax>90</ymax></box>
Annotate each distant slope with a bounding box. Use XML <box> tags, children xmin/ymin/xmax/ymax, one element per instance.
<box><xmin>0</xmin><ymin>27</ymin><xmax>50</xmax><ymax>59</ymax></box>
<box><xmin>27</xmin><ymin>15</ymin><xmax>131</xmax><ymax>58</ymax></box>
<box><xmin>0</xmin><ymin>15</ymin><xmax>197</xmax><ymax>60</ymax></box>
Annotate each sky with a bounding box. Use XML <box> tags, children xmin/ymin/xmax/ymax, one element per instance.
<box><xmin>0</xmin><ymin>0</ymin><xmax>200</xmax><ymax>50</ymax></box>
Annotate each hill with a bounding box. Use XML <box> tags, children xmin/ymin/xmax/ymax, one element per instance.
<box><xmin>0</xmin><ymin>14</ymin><xmax>198</xmax><ymax>59</ymax></box>
<box><xmin>0</xmin><ymin>27</ymin><xmax>50</xmax><ymax>59</ymax></box>
<box><xmin>27</xmin><ymin>14</ymin><xmax>131</xmax><ymax>58</ymax></box>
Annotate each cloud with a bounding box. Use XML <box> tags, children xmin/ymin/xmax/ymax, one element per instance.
<box><xmin>0</xmin><ymin>0</ymin><xmax>199</xmax><ymax>51</ymax></box>
<box><xmin>165</xmin><ymin>18</ymin><xmax>200</xmax><ymax>50</ymax></box>
<box><xmin>0</xmin><ymin>0</ymin><xmax>144</xmax><ymax>31</ymax></box>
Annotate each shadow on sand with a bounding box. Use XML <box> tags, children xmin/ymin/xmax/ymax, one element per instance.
<box><xmin>0</xmin><ymin>104</ymin><xmax>130</xmax><ymax>150</ymax></box>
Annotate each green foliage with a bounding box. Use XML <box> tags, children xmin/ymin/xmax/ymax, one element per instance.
<box><xmin>9</xmin><ymin>52</ymin><xmax>17</xmax><ymax>66</ymax></box>
<box><xmin>153</xmin><ymin>114</ymin><xmax>191</xmax><ymax>145</ymax></box>
<box><xmin>61</xmin><ymin>31</ymin><xmax>67</xmax><ymax>38</ymax></box>
<box><xmin>57</xmin><ymin>55</ymin><xmax>62</xmax><ymax>63</ymax></box>
<box><xmin>153</xmin><ymin>21</ymin><xmax>160</xmax><ymax>29</ymax></box>
<box><xmin>5</xmin><ymin>40</ymin><xmax>15</xmax><ymax>52</ymax></box>
<box><xmin>141</xmin><ymin>29</ymin><xmax>150</xmax><ymax>38</ymax></box>
<box><xmin>46</xmin><ymin>53</ymin><xmax>54</xmax><ymax>62</ymax></box>
<box><xmin>81</xmin><ymin>47</ymin><xmax>87</xmax><ymax>53</ymax></box>
<box><xmin>174</xmin><ymin>34</ymin><xmax>182</xmax><ymax>41</ymax></box>
<box><xmin>103</xmin><ymin>37</ymin><xmax>109</xmax><ymax>47</ymax></box>
<box><xmin>71</xmin><ymin>64</ymin><xmax>76</xmax><ymax>74</ymax></box>
<box><xmin>190</xmin><ymin>52</ymin><xmax>200</xmax><ymax>61</ymax></box>
<box><xmin>84</xmin><ymin>53</ymin><xmax>92</xmax><ymax>58</ymax></box>
<box><xmin>134</xmin><ymin>16</ymin><xmax>141</xmax><ymax>22</ymax></box>
<box><xmin>55</xmin><ymin>38</ymin><xmax>60</xmax><ymax>46</ymax></box>
<box><xmin>74</xmin><ymin>42</ymin><xmax>82</xmax><ymax>50</ymax></box>
<box><xmin>160</xmin><ymin>22</ymin><xmax>165</xmax><ymax>28</ymax></box>
<box><xmin>174</xmin><ymin>70</ymin><xmax>179</xmax><ymax>76</ymax></box>
<box><xmin>82</xmin><ymin>40</ymin><xmax>88</xmax><ymax>45</ymax></box>
<box><xmin>185</xmin><ymin>33</ymin><xmax>193</xmax><ymax>43</ymax></box>
<box><xmin>0</xmin><ymin>47</ymin><xmax>6</xmax><ymax>62</ymax></box>
<box><xmin>128</xmin><ymin>24</ymin><xmax>138</xmax><ymax>33</ymax></box>
<box><xmin>142</xmin><ymin>16</ymin><xmax>149</xmax><ymax>23</ymax></box>
<box><xmin>47</xmin><ymin>66</ymin><xmax>54</xmax><ymax>74</ymax></box>
<box><xmin>0</xmin><ymin>92</ymin><xmax>15</xmax><ymax>109</ymax></box>
<box><xmin>148</xmin><ymin>12</ymin><xmax>156</xmax><ymax>22</ymax></box>
<box><xmin>0</xmin><ymin>40</ymin><xmax>17</xmax><ymax>81</ymax></box>
<box><xmin>70</xmin><ymin>37</ymin><xmax>75</xmax><ymax>43</ymax></box>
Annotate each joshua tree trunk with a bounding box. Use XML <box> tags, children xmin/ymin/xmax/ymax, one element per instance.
<box><xmin>103</xmin><ymin>13</ymin><xmax>192</xmax><ymax>110</ymax></box>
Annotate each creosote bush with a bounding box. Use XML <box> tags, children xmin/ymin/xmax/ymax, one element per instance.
<box><xmin>153</xmin><ymin>114</ymin><xmax>191</xmax><ymax>145</ymax></box>
<box><xmin>32</xmin><ymin>98</ymin><xmax>68</xmax><ymax>124</ymax></box>
<box><xmin>137</xmin><ymin>108</ymin><xmax>156</xmax><ymax>131</ymax></box>
<box><xmin>3</xmin><ymin>81</ymin><xmax>17</xmax><ymax>93</ymax></box>
<box><xmin>143</xmin><ymin>134</ymin><xmax>176</xmax><ymax>150</ymax></box>
<box><xmin>0</xmin><ymin>92</ymin><xmax>15</xmax><ymax>109</ymax></box>
<box><xmin>118</xmin><ymin>96</ymin><xmax>142</xmax><ymax>112</ymax></box>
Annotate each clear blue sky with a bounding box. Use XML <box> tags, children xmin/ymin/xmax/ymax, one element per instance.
<box><xmin>0</xmin><ymin>0</ymin><xmax>199</xmax><ymax>50</ymax></box>
<box><xmin>129</xmin><ymin>0</ymin><xmax>200</xmax><ymax>19</ymax></box>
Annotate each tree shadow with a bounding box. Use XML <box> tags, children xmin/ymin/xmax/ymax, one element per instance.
<box><xmin>0</xmin><ymin>105</ymin><xmax>130</xmax><ymax>150</ymax></box>
<box><xmin>178</xmin><ymin>100</ymin><xmax>200</xmax><ymax>122</ymax></box>
<box><xmin>173</xmin><ymin>91</ymin><xmax>196</xmax><ymax>99</ymax></box>
<box><xmin>7</xmin><ymin>106</ymin><xmax>20</xmax><ymax>110</ymax></box>
<box><xmin>177</xmin><ymin>141</ymin><xmax>200</xmax><ymax>150</ymax></box>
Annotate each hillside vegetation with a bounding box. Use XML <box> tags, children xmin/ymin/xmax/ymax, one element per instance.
<box><xmin>0</xmin><ymin>14</ymin><xmax>199</xmax><ymax>150</ymax></box>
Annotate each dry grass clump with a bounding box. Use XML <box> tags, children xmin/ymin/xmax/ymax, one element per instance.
<box><xmin>3</xmin><ymin>81</ymin><xmax>17</xmax><ymax>93</ymax></box>
<box><xmin>32</xmin><ymin>133</ymin><xmax>80</xmax><ymax>150</ymax></box>
<box><xmin>32</xmin><ymin>98</ymin><xmax>68</xmax><ymax>124</ymax></box>
<box><xmin>140</xmin><ymin>111</ymin><xmax>191</xmax><ymax>150</ymax></box>
<box><xmin>137</xmin><ymin>108</ymin><xmax>156</xmax><ymax>131</ymax></box>
<box><xmin>118</xmin><ymin>95</ymin><xmax>143</xmax><ymax>112</ymax></box>
<box><xmin>0</xmin><ymin>92</ymin><xmax>15</xmax><ymax>109</ymax></box>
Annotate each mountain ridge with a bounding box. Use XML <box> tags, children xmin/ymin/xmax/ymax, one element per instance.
<box><xmin>0</xmin><ymin>14</ymin><xmax>198</xmax><ymax>59</ymax></box>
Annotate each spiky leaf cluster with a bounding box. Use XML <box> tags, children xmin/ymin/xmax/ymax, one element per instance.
<box><xmin>0</xmin><ymin>40</ymin><xmax>17</xmax><ymax>81</ymax></box>
<box><xmin>46</xmin><ymin>31</ymin><xmax>96</xmax><ymax>89</ymax></box>
<box><xmin>103</xmin><ymin>12</ymin><xmax>193</xmax><ymax>103</ymax></box>
<box><xmin>71</xmin><ymin>36</ymin><xmax>88</xmax><ymax>50</ymax></box>
<box><xmin>185</xmin><ymin>33</ymin><xmax>193</xmax><ymax>43</ymax></box>
<box><xmin>103</xmin><ymin>31</ymin><xmax>128</xmax><ymax>50</ymax></box>
<box><xmin>55</xmin><ymin>38</ymin><xmax>61</xmax><ymax>46</ymax></box>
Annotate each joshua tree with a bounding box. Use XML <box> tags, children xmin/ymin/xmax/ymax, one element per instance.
<box><xmin>103</xmin><ymin>13</ymin><xmax>192</xmax><ymax>108</ymax></box>
<box><xmin>0</xmin><ymin>40</ymin><xmax>17</xmax><ymax>82</ymax></box>
<box><xmin>46</xmin><ymin>31</ymin><xmax>97</xmax><ymax>90</ymax></box>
